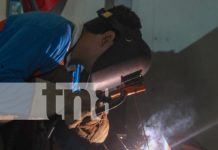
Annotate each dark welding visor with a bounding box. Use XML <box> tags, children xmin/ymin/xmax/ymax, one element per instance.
<box><xmin>91</xmin><ymin>35</ymin><xmax>151</xmax><ymax>91</ymax></box>
<box><xmin>84</xmin><ymin>7</ymin><xmax>151</xmax><ymax>91</ymax></box>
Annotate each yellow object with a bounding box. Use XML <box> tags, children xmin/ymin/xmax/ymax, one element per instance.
<box><xmin>102</xmin><ymin>11</ymin><xmax>112</xmax><ymax>18</ymax></box>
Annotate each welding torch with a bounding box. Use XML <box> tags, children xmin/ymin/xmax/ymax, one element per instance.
<box><xmin>94</xmin><ymin>70</ymin><xmax>146</xmax><ymax>114</ymax></box>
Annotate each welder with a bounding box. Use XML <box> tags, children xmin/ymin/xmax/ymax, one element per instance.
<box><xmin>0</xmin><ymin>5</ymin><xmax>151</xmax><ymax>149</ymax></box>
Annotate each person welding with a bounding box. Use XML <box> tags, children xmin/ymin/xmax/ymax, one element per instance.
<box><xmin>0</xmin><ymin>5</ymin><xmax>151</xmax><ymax>148</ymax></box>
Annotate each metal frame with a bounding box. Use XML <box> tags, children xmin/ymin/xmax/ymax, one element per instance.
<box><xmin>105</xmin><ymin>0</ymin><xmax>115</xmax><ymax>9</ymax></box>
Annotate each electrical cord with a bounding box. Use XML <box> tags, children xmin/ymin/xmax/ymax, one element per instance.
<box><xmin>95</xmin><ymin>90</ymin><xmax>128</xmax><ymax>115</ymax></box>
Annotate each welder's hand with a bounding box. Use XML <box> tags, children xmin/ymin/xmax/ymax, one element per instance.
<box><xmin>68</xmin><ymin>112</ymin><xmax>109</xmax><ymax>143</ymax></box>
<box><xmin>68</xmin><ymin>111</ymin><xmax>91</xmax><ymax>129</ymax></box>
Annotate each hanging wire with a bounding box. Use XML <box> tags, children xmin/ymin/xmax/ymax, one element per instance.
<box><xmin>103</xmin><ymin>143</ymin><xmax>110</xmax><ymax>150</ymax></box>
<box><xmin>133</xmin><ymin>95</ymin><xmax>149</xmax><ymax>149</ymax></box>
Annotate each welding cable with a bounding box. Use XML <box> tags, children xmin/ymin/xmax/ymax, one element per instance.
<box><xmin>106</xmin><ymin>92</ymin><xmax>127</xmax><ymax>111</ymax></box>
<box><xmin>95</xmin><ymin>90</ymin><xmax>128</xmax><ymax>116</ymax></box>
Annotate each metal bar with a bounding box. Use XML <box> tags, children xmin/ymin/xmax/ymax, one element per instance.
<box><xmin>105</xmin><ymin>0</ymin><xmax>115</xmax><ymax>9</ymax></box>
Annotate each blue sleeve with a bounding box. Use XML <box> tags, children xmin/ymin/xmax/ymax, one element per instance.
<box><xmin>0</xmin><ymin>12</ymin><xmax>74</xmax><ymax>81</ymax></box>
<box><xmin>39</xmin><ymin>22</ymin><xmax>73</xmax><ymax>74</ymax></box>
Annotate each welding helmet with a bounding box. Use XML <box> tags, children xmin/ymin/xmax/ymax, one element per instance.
<box><xmin>84</xmin><ymin>7</ymin><xmax>151</xmax><ymax>91</ymax></box>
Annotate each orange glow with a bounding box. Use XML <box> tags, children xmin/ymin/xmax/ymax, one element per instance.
<box><xmin>163</xmin><ymin>136</ymin><xmax>171</xmax><ymax>150</ymax></box>
<box><xmin>182</xmin><ymin>145</ymin><xmax>201</xmax><ymax>150</ymax></box>
<box><xmin>111</xmin><ymin>92</ymin><xmax>121</xmax><ymax>99</ymax></box>
<box><xmin>110</xmin><ymin>84</ymin><xmax>146</xmax><ymax>100</ymax></box>
<box><xmin>126</xmin><ymin>84</ymin><xmax>146</xmax><ymax>96</ymax></box>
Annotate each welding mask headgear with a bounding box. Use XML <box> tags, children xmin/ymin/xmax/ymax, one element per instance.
<box><xmin>84</xmin><ymin>6</ymin><xmax>151</xmax><ymax>91</ymax></box>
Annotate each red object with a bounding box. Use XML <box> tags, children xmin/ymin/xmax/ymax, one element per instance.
<box><xmin>0</xmin><ymin>20</ymin><xmax>5</xmax><ymax>31</ymax></box>
<box><xmin>22</xmin><ymin>0</ymin><xmax>59</xmax><ymax>12</ymax></box>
